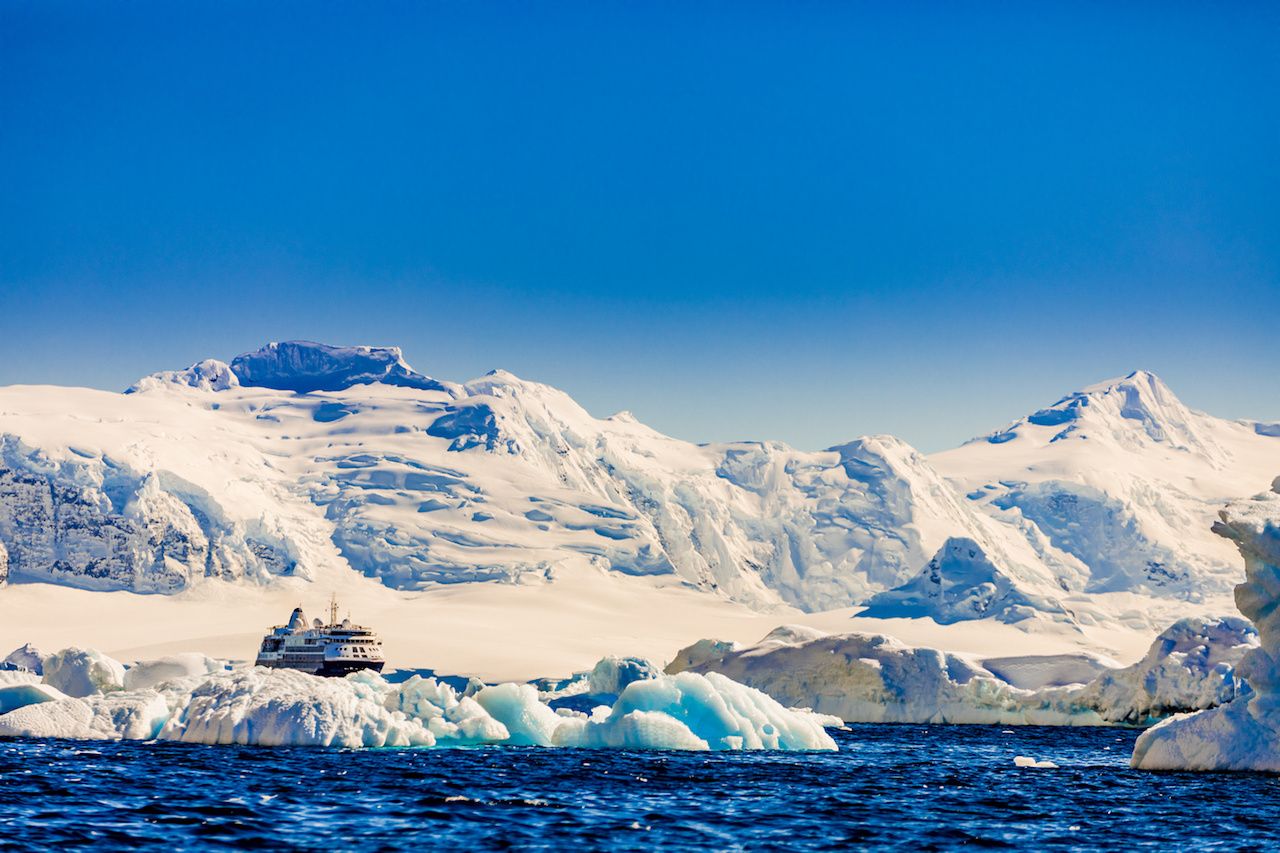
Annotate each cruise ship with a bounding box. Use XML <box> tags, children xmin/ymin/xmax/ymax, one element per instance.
<box><xmin>255</xmin><ymin>596</ymin><xmax>386</xmax><ymax>676</ymax></box>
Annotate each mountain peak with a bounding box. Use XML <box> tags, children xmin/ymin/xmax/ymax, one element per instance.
<box><xmin>980</xmin><ymin>369</ymin><xmax>1221</xmax><ymax>456</ymax></box>
<box><xmin>858</xmin><ymin>537</ymin><xmax>1064</xmax><ymax>625</ymax></box>
<box><xmin>133</xmin><ymin>341</ymin><xmax>451</xmax><ymax>395</ymax></box>
<box><xmin>1080</xmin><ymin>369</ymin><xmax>1169</xmax><ymax>396</ymax></box>
<box><xmin>126</xmin><ymin>358</ymin><xmax>239</xmax><ymax>394</ymax></box>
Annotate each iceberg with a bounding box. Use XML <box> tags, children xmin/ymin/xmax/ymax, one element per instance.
<box><xmin>0</xmin><ymin>691</ymin><xmax>171</xmax><ymax>741</ymax></box>
<box><xmin>668</xmin><ymin>625</ymin><xmax>1097</xmax><ymax>725</ymax></box>
<box><xmin>385</xmin><ymin>674</ymin><xmax>509</xmax><ymax>744</ymax></box>
<box><xmin>0</xmin><ymin>650</ymin><xmax>836</xmax><ymax>751</ymax></box>
<box><xmin>0</xmin><ymin>682</ymin><xmax>65</xmax><ymax>715</ymax></box>
<box><xmin>554</xmin><ymin>671</ymin><xmax>838</xmax><ymax>751</ymax></box>
<box><xmin>858</xmin><ymin>537</ymin><xmax>1067</xmax><ymax>624</ymax></box>
<box><xmin>122</xmin><ymin>653</ymin><xmax>228</xmax><ymax>691</ymax></box>
<box><xmin>42</xmin><ymin>647</ymin><xmax>126</xmax><ymax>698</ymax></box>
<box><xmin>2</xmin><ymin>643</ymin><xmax>44</xmax><ymax>674</ymax></box>
<box><xmin>980</xmin><ymin>653</ymin><xmax>1117</xmax><ymax>690</ymax></box>
<box><xmin>1073</xmin><ymin>615</ymin><xmax>1255</xmax><ymax>725</ymax></box>
<box><xmin>535</xmin><ymin>655</ymin><xmax>663</xmax><ymax>708</ymax></box>
<box><xmin>0</xmin><ymin>670</ymin><xmax>41</xmax><ymax>687</ymax></box>
<box><xmin>164</xmin><ymin>668</ymin><xmax>437</xmax><ymax>748</ymax></box>
<box><xmin>1132</xmin><ymin>481</ymin><xmax>1280</xmax><ymax>771</ymax></box>
<box><xmin>672</xmin><ymin>616</ymin><xmax>1256</xmax><ymax>726</ymax></box>
<box><xmin>585</xmin><ymin>656</ymin><xmax>663</xmax><ymax>697</ymax></box>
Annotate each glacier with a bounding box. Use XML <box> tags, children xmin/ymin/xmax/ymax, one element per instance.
<box><xmin>6</xmin><ymin>341</ymin><xmax>1273</xmax><ymax>631</ymax></box>
<box><xmin>0</xmin><ymin>435</ymin><xmax>299</xmax><ymax>593</ymax></box>
<box><xmin>5</xmin><ymin>340</ymin><xmax>1073</xmax><ymax>611</ymax></box>
<box><xmin>3</xmin><ymin>341</ymin><xmax>1280</xmax><ymax>696</ymax></box>
<box><xmin>1132</xmin><ymin>480</ymin><xmax>1280</xmax><ymax>771</ymax></box>
<box><xmin>0</xmin><ymin>648</ymin><xmax>836</xmax><ymax>752</ymax></box>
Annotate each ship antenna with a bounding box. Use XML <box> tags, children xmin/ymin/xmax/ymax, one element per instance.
<box><xmin>330</xmin><ymin>592</ymin><xmax>338</xmax><ymax>626</ymax></box>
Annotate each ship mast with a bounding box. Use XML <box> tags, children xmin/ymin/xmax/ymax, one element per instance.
<box><xmin>329</xmin><ymin>592</ymin><xmax>339</xmax><ymax>626</ymax></box>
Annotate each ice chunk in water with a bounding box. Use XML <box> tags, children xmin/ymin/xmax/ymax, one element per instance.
<box><xmin>1013</xmin><ymin>755</ymin><xmax>1058</xmax><ymax>768</ymax></box>
<box><xmin>42</xmin><ymin>648</ymin><xmax>126</xmax><ymax>698</ymax></box>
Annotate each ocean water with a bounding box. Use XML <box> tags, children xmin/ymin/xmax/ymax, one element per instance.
<box><xmin>2</xmin><ymin>725</ymin><xmax>1278</xmax><ymax>850</ymax></box>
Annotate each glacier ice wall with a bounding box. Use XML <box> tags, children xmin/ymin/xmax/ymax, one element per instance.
<box><xmin>1132</xmin><ymin>481</ymin><xmax>1280</xmax><ymax>771</ymax></box>
<box><xmin>673</xmin><ymin>616</ymin><xmax>1255</xmax><ymax>726</ymax></box>
<box><xmin>0</xmin><ymin>437</ymin><xmax>298</xmax><ymax>592</ymax></box>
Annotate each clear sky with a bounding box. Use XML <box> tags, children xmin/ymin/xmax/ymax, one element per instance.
<box><xmin>2</xmin><ymin>2</ymin><xmax>1277</xmax><ymax>452</ymax></box>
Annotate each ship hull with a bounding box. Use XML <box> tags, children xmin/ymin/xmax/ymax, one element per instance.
<box><xmin>256</xmin><ymin>659</ymin><xmax>386</xmax><ymax>677</ymax></box>
<box><xmin>318</xmin><ymin>660</ymin><xmax>385</xmax><ymax>677</ymax></box>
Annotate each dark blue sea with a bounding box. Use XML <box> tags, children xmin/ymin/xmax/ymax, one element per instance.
<box><xmin>2</xmin><ymin>725</ymin><xmax>1277</xmax><ymax>851</ymax></box>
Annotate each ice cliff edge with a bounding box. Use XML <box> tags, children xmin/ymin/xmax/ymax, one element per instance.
<box><xmin>1131</xmin><ymin>477</ymin><xmax>1280</xmax><ymax>771</ymax></box>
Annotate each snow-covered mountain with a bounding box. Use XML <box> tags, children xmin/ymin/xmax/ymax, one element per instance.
<box><xmin>930</xmin><ymin>370</ymin><xmax>1280</xmax><ymax>604</ymax></box>
<box><xmin>1</xmin><ymin>344</ymin><xmax>1276</xmax><ymax>630</ymax></box>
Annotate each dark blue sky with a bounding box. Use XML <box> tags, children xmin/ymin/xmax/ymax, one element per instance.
<box><xmin>2</xmin><ymin>2</ymin><xmax>1277</xmax><ymax>451</ymax></box>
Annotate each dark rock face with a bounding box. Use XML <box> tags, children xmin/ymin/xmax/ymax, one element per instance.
<box><xmin>427</xmin><ymin>404</ymin><xmax>501</xmax><ymax>452</ymax></box>
<box><xmin>229</xmin><ymin>341</ymin><xmax>448</xmax><ymax>394</ymax></box>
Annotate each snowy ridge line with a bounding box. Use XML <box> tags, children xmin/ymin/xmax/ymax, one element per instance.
<box><xmin>2</xmin><ymin>341</ymin><xmax>1279</xmax><ymax>631</ymax></box>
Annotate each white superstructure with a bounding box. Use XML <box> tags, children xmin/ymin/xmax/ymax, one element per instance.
<box><xmin>255</xmin><ymin>595</ymin><xmax>385</xmax><ymax>676</ymax></box>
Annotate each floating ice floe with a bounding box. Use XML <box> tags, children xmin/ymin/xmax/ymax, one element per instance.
<box><xmin>1013</xmin><ymin>755</ymin><xmax>1058</xmax><ymax>769</ymax></box>
<box><xmin>0</xmin><ymin>650</ymin><xmax>837</xmax><ymax>752</ymax></box>
<box><xmin>1132</xmin><ymin>481</ymin><xmax>1280</xmax><ymax>771</ymax></box>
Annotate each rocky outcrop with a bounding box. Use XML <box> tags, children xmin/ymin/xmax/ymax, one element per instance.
<box><xmin>229</xmin><ymin>341</ymin><xmax>450</xmax><ymax>394</ymax></box>
<box><xmin>859</xmin><ymin>537</ymin><xmax>1068</xmax><ymax>624</ymax></box>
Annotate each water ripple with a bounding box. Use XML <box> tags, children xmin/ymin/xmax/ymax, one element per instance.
<box><xmin>1</xmin><ymin>726</ymin><xmax>1278</xmax><ymax>850</ymax></box>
